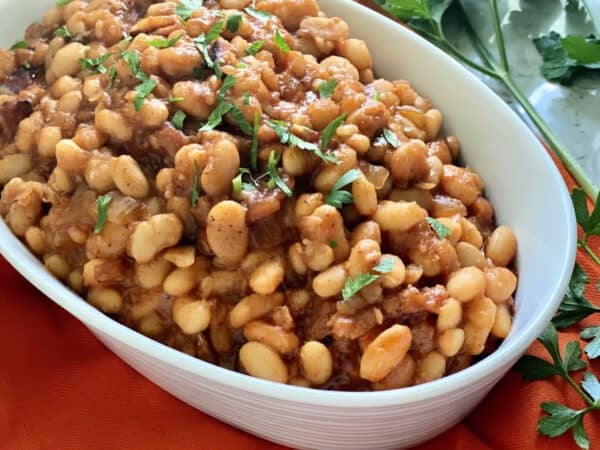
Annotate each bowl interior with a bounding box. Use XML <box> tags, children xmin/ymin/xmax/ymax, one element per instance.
<box><xmin>0</xmin><ymin>0</ymin><xmax>576</xmax><ymax>407</ymax></box>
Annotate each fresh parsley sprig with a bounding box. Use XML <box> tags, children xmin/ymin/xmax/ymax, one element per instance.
<box><xmin>514</xmin><ymin>323</ymin><xmax>600</xmax><ymax>449</ymax></box>
<box><xmin>342</xmin><ymin>256</ymin><xmax>395</xmax><ymax>300</ymax></box>
<box><xmin>274</xmin><ymin>29</ymin><xmax>290</xmax><ymax>53</ymax></box>
<box><xmin>572</xmin><ymin>188</ymin><xmax>600</xmax><ymax>266</ymax></box>
<box><xmin>121</xmin><ymin>50</ymin><xmax>157</xmax><ymax>111</ymax></box>
<box><xmin>376</xmin><ymin>0</ymin><xmax>598</xmax><ymax>198</ymax></box>
<box><xmin>325</xmin><ymin>169</ymin><xmax>362</xmax><ymax>209</ymax></box>
<box><xmin>194</xmin><ymin>20</ymin><xmax>224</xmax><ymax>73</ymax></box>
<box><xmin>79</xmin><ymin>53</ymin><xmax>112</xmax><ymax>74</ymax></box>
<box><xmin>53</xmin><ymin>26</ymin><xmax>72</xmax><ymax>38</ymax></box>
<box><xmin>553</xmin><ymin>262</ymin><xmax>600</xmax><ymax>329</ymax></box>
<box><xmin>265</xmin><ymin>119</ymin><xmax>338</xmax><ymax>164</ymax></box>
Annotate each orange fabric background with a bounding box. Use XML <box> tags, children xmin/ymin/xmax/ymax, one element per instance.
<box><xmin>1</xmin><ymin>153</ymin><xmax>598</xmax><ymax>450</ymax></box>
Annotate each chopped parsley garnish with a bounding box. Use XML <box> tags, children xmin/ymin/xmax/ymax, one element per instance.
<box><xmin>325</xmin><ymin>168</ymin><xmax>361</xmax><ymax>208</ymax></box>
<box><xmin>79</xmin><ymin>53</ymin><xmax>112</xmax><ymax>74</ymax></box>
<box><xmin>122</xmin><ymin>50</ymin><xmax>157</xmax><ymax>111</ymax></box>
<box><xmin>53</xmin><ymin>26</ymin><xmax>72</xmax><ymax>38</ymax></box>
<box><xmin>319</xmin><ymin>79</ymin><xmax>337</xmax><ymax>99</ymax></box>
<box><xmin>108</xmin><ymin>66</ymin><xmax>117</xmax><ymax>88</ymax></box>
<box><xmin>374</xmin><ymin>91</ymin><xmax>381</xmax><ymax>101</ymax></box>
<box><xmin>274</xmin><ymin>29</ymin><xmax>290</xmax><ymax>53</ymax></box>
<box><xmin>342</xmin><ymin>256</ymin><xmax>394</xmax><ymax>300</ymax></box>
<box><xmin>194</xmin><ymin>21</ymin><xmax>223</xmax><ymax>72</ymax></box>
<box><xmin>56</xmin><ymin>0</ymin><xmax>74</xmax><ymax>6</ymax></box>
<box><xmin>328</xmin><ymin>239</ymin><xmax>337</xmax><ymax>248</ymax></box>
<box><xmin>244</xmin><ymin>7</ymin><xmax>272</xmax><ymax>22</ymax></box>
<box><xmin>176</xmin><ymin>0</ymin><xmax>204</xmax><ymax>21</ymax></box>
<box><xmin>245</xmin><ymin>40</ymin><xmax>264</xmax><ymax>55</ymax></box>
<box><xmin>250</xmin><ymin>113</ymin><xmax>259</xmax><ymax>171</ymax></box>
<box><xmin>200</xmin><ymin>102</ymin><xmax>233</xmax><ymax>131</ymax></box>
<box><xmin>320</xmin><ymin>114</ymin><xmax>345</xmax><ymax>149</ymax></box>
<box><xmin>265</xmin><ymin>119</ymin><xmax>338</xmax><ymax>164</ymax></box>
<box><xmin>427</xmin><ymin>217</ymin><xmax>451</xmax><ymax>240</ymax></box>
<box><xmin>242</xmin><ymin>91</ymin><xmax>250</xmax><ymax>106</ymax></box>
<box><xmin>226</xmin><ymin>12</ymin><xmax>243</xmax><ymax>33</ymax></box>
<box><xmin>267</xmin><ymin>150</ymin><xmax>292</xmax><ymax>197</ymax></box>
<box><xmin>169</xmin><ymin>96</ymin><xmax>184</xmax><ymax>103</ymax></box>
<box><xmin>236</xmin><ymin>62</ymin><xmax>247</xmax><ymax>69</ymax></box>
<box><xmin>191</xmin><ymin>160</ymin><xmax>200</xmax><ymax>207</ymax></box>
<box><xmin>232</xmin><ymin>172</ymin><xmax>243</xmax><ymax>195</ymax></box>
<box><xmin>94</xmin><ymin>194</ymin><xmax>113</xmax><ymax>234</ymax></box>
<box><xmin>147</xmin><ymin>34</ymin><xmax>184</xmax><ymax>48</ymax></box>
<box><xmin>230</xmin><ymin>105</ymin><xmax>252</xmax><ymax>135</ymax></box>
<box><xmin>383</xmin><ymin>128</ymin><xmax>400</xmax><ymax>147</ymax></box>
<box><xmin>172</xmin><ymin>110</ymin><xmax>186</xmax><ymax>130</ymax></box>
<box><xmin>218</xmin><ymin>74</ymin><xmax>236</xmax><ymax>100</ymax></box>
<box><xmin>10</xmin><ymin>40</ymin><xmax>29</xmax><ymax>50</ymax></box>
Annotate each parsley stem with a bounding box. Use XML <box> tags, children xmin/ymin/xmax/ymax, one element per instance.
<box><xmin>489</xmin><ymin>0</ymin><xmax>509</xmax><ymax>73</ymax></box>
<box><xmin>566</xmin><ymin>372</ymin><xmax>595</xmax><ymax>406</ymax></box>
<box><xmin>458</xmin><ymin>5</ymin><xmax>599</xmax><ymax>200</ymax></box>
<box><xmin>578</xmin><ymin>239</ymin><xmax>600</xmax><ymax>267</ymax></box>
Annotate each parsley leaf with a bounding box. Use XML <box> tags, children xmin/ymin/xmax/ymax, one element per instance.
<box><xmin>232</xmin><ymin>172</ymin><xmax>243</xmax><ymax>195</ymax></box>
<box><xmin>266</xmin><ymin>119</ymin><xmax>338</xmax><ymax>164</ymax></box>
<box><xmin>226</xmin><ymin>12</ymin><xmax>243</xmax><ymax>33</ymax></box>
<box><xmin>176</xmin><ymin>0</ymin><xmax>203</xmax><ymax>21</ymax></box>
<box><xmin>191</xmin><ymin>160</ymin><xmax>200</xmax><ymax>207</ymax></box>
<box><xmin>169</xmin><ymin>96</ymin><xmax>184</xmax><ymax>103</ymax></box>
<box><xmin>342</xmin><ymin>273</ymin><xmax>380</xmax><ymax>300</ymax></box>
<box><xmin>383</xmin><ymin>128</ymin><xmax>400</xmax><ymax>147</ymax></box>
<box><xmin>242</xmin><ymin>91</ymin><xmax>250</xmax><ymax>106</ymax></box>
<box><xmin>319</xmin><ymin>79</ymin><xmax>337</xmax><ymax>98</ymax></box>
<box><xmin>54</xmin><ymin>26</ymin><xmax>72</xmax><ymax>38</ymax></box>
<box><xmin>250</xmin><ymin>113</ymin><xmax>259</xmax><ymax>172</ymax></box>
<box><xmin>533</xmin><ymin>32</ymin><xmax>600</xmax><ymax>84</ymax></box>
<box><xmin>538</xmin><ymin>402</ymin><xmax>583</xmax><ymax>438</ymax></box>
<box><xmin>229</xmin><ymin>105</ymin><xmax>253</xmax><ymax>135</ymax></box>
<box><xmin>171</xmin><ymin>110</ymin><xmax>186</xmax><ymax>130</ymax></box>
<box><xmin>10</xmin><ymin>40</ymin><xmax>29</xmax><ymax>50</ymax></box>
<box><xmin>325</xmin><ymin>168</ymin><xmax>362</xmax><ymax>208</ymax></box>
<box><xmin>572</xmin><ymin>188</ymin><xmax>600</xmax><ymax>238</ymax></box>
<box><xmin>427</xmin><ymin>217</ymin><xmax>451</xmax><ymax>240</ymax></box>
<box><xmin>245</xmin><ymin>40</ymin><xmax>265</xmax><ymax>55</ymax></box>
<box><xmin>328</xmin><ymin>239</ymin><xmax>337</xmax><ymax>248</ymax></box>
<box><xmin>581</xmin><ymin>326</ymin><xmax>600</xmax><ymax>359</ymax></box>
<box><xmin>108</xmin><ymin>66</ymin><xmax>117</xmax><ymax>88</ymax></box>
<box><xmin>218</xmin><ymin>74</ymin><xmax>236</xmax><ymax>101</ymax></box>
<box><xmin>94</xmin><ymin>194</ymin><xmax>113</xmax><ymax>234</ymax></box>
<box><xmin>121</xmin><ymin>50</ymin><xmax>141</xmax><ymax>75</ymax></box>
<box><xmin>147</xmin><ymin>34</ymin><xmax>183</xmax><ymax>48</ymax></box>
<box><xmin>374</xmin><ymin>91</ymin><xmax>381</xmax><ymax>101</ymax></box>
<box><xmin>56</xmin><ymin>0</ymin><xmax>74</xmax><ymax>6</ymax></box>
<box><xmin>194</xmin><ymin>21</ymin><xmax>223</xmax><ymax>72</ymax></box>
<box><xmin>200</xmin><ymin>102</ymin><xmax>233</xmax><ymax>131</ymax></box>
<box><xmin>552</xmin><ymin>262</ymin><xmax>600</xmax><ymax>328</ymax></box>
<box><xmin>320</xmin><ymin>114</ymin><xmax>345</xmax><ymax>149</ymax></box>
<box><xmin>581</xmin><ymin>372</ymin><xmax>600</xmax><ymax>402</ymax></box>
<box><xmin>373</xmin><ymin>256</ymin><xmax>395</xmax><ymax>274</ymax></box>
<box><xmin>267</xmin><ymin>150</ymin><xmax>292</xmax><ymax>197</ymax></box>
<box><xmin>244</xmin><ymin>7</ymin><xmax>272</xmax><ymax>22</ymax></box>
<box><xmin>79</xmin><ymin>53</ymin><xmax>112</xmax><ymax>74</ymax></box>
<box><xmin>274</xmin><ymin>29</ymin><xmax>290</xmax><ymax>53</ymax></box>
<box><xmin>134</xmin><ymin>76</ymin><xmax>157</xmax><ymax>111</ymax></box>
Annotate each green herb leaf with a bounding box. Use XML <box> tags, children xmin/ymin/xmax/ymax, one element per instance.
<box><xmin>267</xmin><ymin>150</ymin><xmax>292</xmax><ymax>197</ymax></box>
<box><xmin>10</xmin><ymin>40</ymin><xmax>29</xmax><ymax>51</ymax></box>
<box><xmin>54</xmin><ymin>26</ymin><xmax>72</xmax><ymax>38</ymax></box>
<box><xmin>383</xmin><ymin>128</ymin><xmax>400</xmax><ymax>147</ymax></box>
<box><xmin>572</xmin><ymin>188</ymin><xmax>600</xmax><ymax>237</ymax></box>
<box><xmin>561</xmin><ymin>35</ymin><xmax>600</xmax><ymax>66</ymax></box>
<box><xmin>206</xmin><ymin>20</ymin><xmax>224</xmax><ymax>43</ymax></box>
<box><xmin>147</xmin><ymin>34</ymin><xmax>184</xmax><ymax>48</ymax></box>
<box><xmin>328</xmin><ymin>239</ymin><xmax>337</xmax><ymax>248</ymax></box>
<box><xmin>581</xmin><ymin>372</ymin><xmax>600</xmax><ymax>402</ymax></box>
<box><xmin>320</xmin><ymin>114</ymin><xmax>345</xmax><ymax>149</ymax></box>
<box><xmin>232</xmin><ymin>173</ymin><xmax>243</xmax><ymax>195</ymax></box>
<box><xmin>229</xmin><ymin>104</ymin><xmax>252</xmax><ymax>135</ymax></box>
<box><xmin>573</xmin><ymin>418</ymin><xmax>591</xmax><ymax>450</ymax></box>
<box><xmin>319</xmin><ymin>79</ymin><xmax>338</xmax><ymax>99</ymax></box>
<box><xmin>245</xmin><ymin>40</ymin><xmax>265</xmax><ymax>55</ymax></box>
<box><xmin>176</xmin><ymin>0</ymin><xmax>203</xmax><ymax>21</ymax></box>
<box><xmin>342</xmin><ymin>273</ymin><xmax>380</xmax><ymax>300</ymax></box>
<box><xmin>274</xmin><ymin>29</ymin><xmax>290</xmax><ymax>53</ymax></box>
<box><xmin>265</xmin><ymin>119</ymin><xmax>338</xmax><ymax>164</ymax></box>
<box><xmin>172</xmin><ymin>110</ymin><xmax>186</xmax><ymax>130</ymax></box>
<box><xmin>373</xmin><ymin>256</ymin><xmax>394</xmax><ymax>274</ymax></box>
<box><xmin>427</xmin><ymin>217</ymin><xmax>451</xmax><ymax>240</ymax></box>
<box><xmin>218</xmin><ymin>74</ymin><xmax>236</xmax><ymax>101</ymax></box>
<box><xmin>169</xmin><ymin>96</ymin><xmax>184</xmax><ymax>103</ymax></box>
<box><xmin>94</xmin><ymin>194</ymin><xmax>113</xmax><ymax>234</ymax></box>
<box><xmin>374</xmin><ymin>91</ymin><xmax>381</xmax><ymax>101</ymax></box>
<box><xmin>242</xmin><ymin>91</ymin><xmax>250</xmax><ymax>106</ymax></box>
<box><xmin>513</xmin><ymin>355</ymin><xmax>561</xmax><ymax>381</ymax></box>
<box><xmin>553</xmin><ymin>262</ymin><xmax>600</xmax><ymax>328</ymax></box>
<box><xmin>80</xmin><ymin>53</ymin><xmax>112</xmax><ymax>74</ymax></box>
<box><xmin>325</xmin><ymin>168</ymin><xmax>362</xmax><ymax>209</ymax></box>
<box><xmin>191</xmin><ymin>160</ymin><xmax>200</xmax><ymax>207</ymax></box>
<box><xmin>538</xmin><ymin>402</ymin><xmax>582</xmax><ymax>438</ymax></box>
<box><xmin>374</xmin><ymin>0</ymin><xmax>431</xmax><ymax>22</ymax></box>
<box><xmin>250</xmin><ymin>113</ymin><xmax>259</xmax><ymax>172</ymax></box>
<box><xmin>200</xmin><ymin>101</ymin><xmax>233</xmax><ymax>131</ymax></box>
<box><xmin>108</xmin><ymin>66</ymin><xmax>117</xmax><ymax>88</ymax></box>
<box><xmin>244</xmin><ymin>7</ymin><xmax>272</xmax><ymax>22</ymax></box>
<box><xmin>121</xmin><ymin>50</ymin><xmax>141</xmax><ymax>76</ymax></box>
<box><xmin>134</xmin><ymin>76</ymin><xmax>157</xmax><ymax>111</ymax></box>
<box><xmin>56</xmin><ymin>0</ymin><xmax>74</xmax><ymax>6</ymax></box>
<box><xmin>226</xmin><ymin>12</ymin><xmax>243</xmax><ymax>33</ymax></box>
<box><xmin>194</xmin><ymin>21</ymin><xmax>224</xmax><ymax>70</ymax></box>
<box><xmin>563</xmin><ymin>341</ymin><xmax>587</xmax><ymax>372</ymax></box>
<box><xmin>581</xmin><ymin>326</ymin><xmax>600</xmax><ymax>359</ymax></box>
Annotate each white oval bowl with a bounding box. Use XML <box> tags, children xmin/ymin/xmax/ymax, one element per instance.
<box><xmin>0</xmin><ymin>1</ymin><xmax>577</xmax><ymax>448</ymax></box>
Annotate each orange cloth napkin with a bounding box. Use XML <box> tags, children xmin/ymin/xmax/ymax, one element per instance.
<box><xmin>1</xmin><ymin>151</ymin><xmax>598</xmax><ymax>450</ymax></box>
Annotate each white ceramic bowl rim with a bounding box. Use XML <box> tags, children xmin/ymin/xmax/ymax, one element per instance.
<box><xmin>0</xmin><ymin>0</ymin><xmax>577</xmax><ymax>409</ymax></box>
